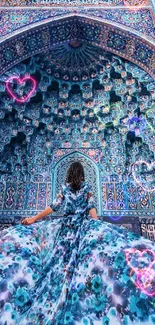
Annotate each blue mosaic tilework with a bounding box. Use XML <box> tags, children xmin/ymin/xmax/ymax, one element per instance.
<box><xmin>0</xmin><ymin>22</ymin><xmax>154</xmax><ymax>239</ymax></box>
<box><xmin>115</xmin><ymin>182</ymin><xmax>127</xmax><ymax>210</ymax></box>
<box><xmin>0</xmin><ymin>17</ymin><xmax>155</xmax><ymax>78</ymax></box>
<box><xmin>0</xmin><ymin>183</ymin><xmax>5</xmax><ymax>209</ymax></box>
<box><xmin>15</xmin><ymin>183</ymin><xmax>27</xmax><ymax>210</ymax></box>
<box><xmin>0</xmin><ymin>9</ymin><xmax>154</xmax><ymax>43</ymax></box>
<box><xmin>3</xmin><ymin>183</ymin><xmax>17</xmax><ymax>210</ymax></box>
<box><xmin>106</xmin><ymin>183</ymin><xmax>115</xmax><ymax>209</ymax></box>
<box><xmin>37</xmin><ymin>183</ymin><xmax>47</xmax><ymax>210</ymax></box>
<box><xmin>47</xmin><ymin>182</ymin><xmax>52</xmax><ymax>206</ymax></box>
<box><xmin>0</xmin><ymin>0</ymin><xmax>150</xmax><ymax>7</ymax></box>
<box><xmin>25</xmin><ymin>182</ymin><xmax>38</xmax><ymax>209</ymax></box>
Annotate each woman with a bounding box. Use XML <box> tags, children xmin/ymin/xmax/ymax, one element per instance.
<box><xmin>21</xmin><ymin>161</ymin><xmax>98</xmax><ymax>226</ymax></box>
<box><xmin>0</xmin><ymin>161</ymin><xmax>155</xmax><ymax>325</ymax></box>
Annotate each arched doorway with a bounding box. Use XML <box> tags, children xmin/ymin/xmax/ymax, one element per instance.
<box><xmin>52</xmin><ymin>151</ymin><xmax>102</xmax><ymax>216</ymax></box>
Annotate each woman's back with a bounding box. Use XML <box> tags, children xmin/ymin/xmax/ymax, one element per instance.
<box><xmin>50</xmin><ymin>181</ymin><xmax>96</xmax><ymax>217</ymax></box>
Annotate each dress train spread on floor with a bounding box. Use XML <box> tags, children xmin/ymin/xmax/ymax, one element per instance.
<box><xmin>0</xmin><ymin>214</ymin><xmax>155</xmax><ymax>325</ymax></box>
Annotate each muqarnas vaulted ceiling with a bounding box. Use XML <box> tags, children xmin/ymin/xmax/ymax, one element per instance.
<box><xmin>0</xmin><ymin>42</ymin><xmax>155</xmax><ymax>187</ymax></box>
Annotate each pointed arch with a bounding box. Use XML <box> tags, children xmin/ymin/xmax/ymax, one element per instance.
<box><xmin>52</xmin><ymin>150</ymin><xmax>102</xmax><ymax>216</ymax></box>
<box><xmin>0</xmin><ymin>16</ymin><xmax>155</xmax><ymax>78</ymax></box>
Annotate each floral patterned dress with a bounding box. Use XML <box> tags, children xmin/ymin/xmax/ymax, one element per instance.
<box><xmin>0</xmin><ymin>181</ymin><xmax>155</xmax><ymax>325</ymax></box>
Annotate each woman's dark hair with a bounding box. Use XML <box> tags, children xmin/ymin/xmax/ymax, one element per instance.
<box><xmin>65</xmin><ymin>161</ymin><xmax>85</xmax><ymax>191</ymax></box>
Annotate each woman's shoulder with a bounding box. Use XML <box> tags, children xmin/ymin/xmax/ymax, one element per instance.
<box><xmin>81</xmin><ymin>181</ymin><xmax>91</xmax><ymax>192</ymax></box>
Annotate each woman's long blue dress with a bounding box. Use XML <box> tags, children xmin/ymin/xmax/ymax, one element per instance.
<box><xmin>0</xmin><ymin>181</ymin><xmax>155</xmax><ymax>325</ymax></box>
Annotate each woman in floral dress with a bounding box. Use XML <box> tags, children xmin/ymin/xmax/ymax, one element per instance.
<box><xmin>0</xmin><ymin>161</ymin><xmax>155</xmax><ymax>325</ymax></box>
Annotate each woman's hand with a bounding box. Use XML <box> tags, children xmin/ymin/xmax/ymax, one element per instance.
<box><xmin>21</xmin><ymin>216</ymin><xmax>36</xmax><ymax>225</ymax></box>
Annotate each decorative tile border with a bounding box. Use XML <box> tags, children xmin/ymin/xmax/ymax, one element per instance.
<box><xmin>0</xmin><ymin>0</ymin><xmax>151</xmax><ymax>8</ymax></box>
<box><xmin>0</xmin><ymin>16</ymin><xmax>155</xmax><ymax>78</ymax></box>
<box><xmin>0</xmin><ymin>210</ymin><xmax>154</xmax><ymax>219</ymax></box>
<box><xmin>0</xmin><ymin>9</ymin><xmax>155</xmax><ymax>44</ymax></box>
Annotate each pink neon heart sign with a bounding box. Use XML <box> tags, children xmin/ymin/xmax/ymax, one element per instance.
<box><xmin>6</xmin><ymin>76</ymin><xmax>36</xmax><ymax>103</ymax></box>
<box><xmin>125</xmin><ymin>248</ymin><xmax>155</xmax><ymax>274</ymax></box>
<box><xmin>136</xmin><ymin>269</ymin><xmax>155</xmax><ymax>289</ymax></box>
<box><xmin>136</xmin><ymin>270</ymin><xmax>155</xmax><ymax>296</ymax></box>
<box><xmin>129</xmin><ymin>268</ymin><xmax>155</xmax><ymax>296</ymax></box>
<box><xmin>132</xmin><ymin>160</ymin><xmax>155</xmax><ymax>192</ymax></box>
<box><xmin>125</xmin><ymin>248</ymin><xmax>155</xmax><ymax>296</ymax></box>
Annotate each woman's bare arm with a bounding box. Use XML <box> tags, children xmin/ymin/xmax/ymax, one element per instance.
<box><xmin>33</xmin><ymin>206</ymin><xmax>54</xmax><ymax>222</ymax></box>
<box><xmin>22</xmin><ymin>206</ymin><xmax>54</xmax><ymax>225</ymax></box>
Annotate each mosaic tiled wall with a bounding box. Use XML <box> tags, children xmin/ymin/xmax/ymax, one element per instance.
<box><xmin>0</xmin><ymin>0</ymin><xmax>151</xmax><ymax>6</ymax></box>
<box><xmin>1</xmin><ymin>17</ymin><xmax>155</xmax><ymax>79</ymax></box>
<box><xmin>0</xmin><ymin>44</ymin><xmax>155</xmax><ymax>239</ymax></box>
<box><xmin>1</xmin><ymin>8</ymin><xmax>155</xmax><ymax>44</ymax></box>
